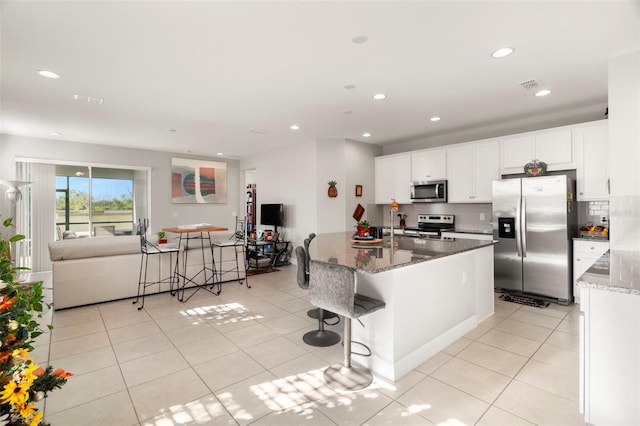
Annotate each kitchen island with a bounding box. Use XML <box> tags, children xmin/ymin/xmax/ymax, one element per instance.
<box><xmin>309</xmin><ymin>232</ymin><xmax>496</xmax><ymax>381</ymax></box>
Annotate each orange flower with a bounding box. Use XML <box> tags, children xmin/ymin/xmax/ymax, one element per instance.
<box><xmin>52</xmin><ymin>368</ymin><xmax>73</xmax><ymax>379</ymax></box>
<box><xmin>0</xmin><ymin>295</ymin><xmax>16</xmax><ymax>311</ymax></box>
<box><xmin>32</xmin><ymin>367</ymin><xmax>45</xmax><ymax>377</ymax></box>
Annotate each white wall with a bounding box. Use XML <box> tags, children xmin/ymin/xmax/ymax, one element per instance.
<box><xmin>240</xmin><ymin>138</ymin><xmax>380</xmax><ymax>251</ymax></box>
<box><xmin>0</xmin><ymin>134</ymin><xmax>242</xmax><ymax>238</ymax></box>
<box><xmin>240</xmin><ymin>139</ymin><xmax>318</xmax><ymax>249</ymax></box>
<box><xmin>316</xmin><ymin>139</ymin><xmax>347</xmax><ymax>234</ymax></box>
<box><xmin>608</xmin><ymin>51</ymin><xmax>640</xmax><ymax>251</ymax></box>
<box><xmin>345</xmin><ymin>139</ymin><xmax>380</xmax><ymax>226</ymax></box>
<box><xmin>382</xmin><ymin>104</ymin><xmax>608</xmax><ymax>155</ymax></box>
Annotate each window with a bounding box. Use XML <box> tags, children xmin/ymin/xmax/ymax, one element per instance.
<box><xmin>56</xmin><ymin>165</ymin><xmax>139</xmax><ymax>237</ymax></box>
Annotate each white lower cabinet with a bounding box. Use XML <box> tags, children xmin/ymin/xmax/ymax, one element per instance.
<box><xmin>573</xmin><ymin>240</ymin><xmax>609</xmax><ymax>301</ymax></box>
<box><xmin>580</xmin><ymin>287</ymin><xmax>640</xmax><ymax>425</ymax></box>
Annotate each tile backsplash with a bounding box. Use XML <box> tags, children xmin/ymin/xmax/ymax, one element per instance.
<box><xmin>367</xmin><ymin>202</ymin><xmax>493</xmax><ymax>232</ymax></box>
<box><xmin>579</xmin><ymin>200</ymin><xmax>610</xmax><ymax>226</ymax></box>
<box><xmin>367</xmin><ymin>200</ymin><xmax>610</xmax><ymax>235</ymax></box>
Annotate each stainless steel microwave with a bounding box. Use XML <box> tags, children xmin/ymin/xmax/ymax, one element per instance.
<box><xmin>410</xmin><ymin>180</ymin><xmax>447</xmax><ymax>203</ymax></box>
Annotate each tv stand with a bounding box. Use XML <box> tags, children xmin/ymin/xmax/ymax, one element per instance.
<box><xmin>246</xmin><ymin>239</ymin><xmax>290</xmax><ymax>272</ymax></box>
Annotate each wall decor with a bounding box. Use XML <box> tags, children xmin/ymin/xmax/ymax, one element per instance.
<box><xmin>524</xmin><ymin>159</ymin><xmax>547</xmax><ymax>177</ymax></box>
<box><xmin>328</xmin><ymin>180</ymin><xmax>338</xmax><ymax>198</ymax></box>
<box><xmin>355</xmin><ymin>184</ymin><xmax>363</xmax><ymax>197</ymax></box>
<box><xmin>171</xmin><ymin>157</ymin><xmax>228</xmax><ymax>203</ymax></box>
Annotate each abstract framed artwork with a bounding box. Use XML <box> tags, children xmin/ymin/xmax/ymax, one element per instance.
<box><xmin>171</xmin><ymin>157</ymin><xmax>228</xmax><ymax>203</ymax></box>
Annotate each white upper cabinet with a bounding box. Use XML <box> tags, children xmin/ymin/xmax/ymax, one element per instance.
<box><xmin>375</xmin><ymin>154</ymin><xmax>411</xmax><ymax>204</ymax></box>
<box><xmin>410</xmin><ymin>148</ymin><xmax>446</xmax><ymax>181</ymax></box>
<box><xmin>500</xmin><ymin>128</ymin><xmax>574</xmax><ymax>175</ymax></box>
<box><xmin>447</xmin><ymin>141</ymin><xmax>499</xmax><ymax>203</ymax></box>
<box><xmin>574</xmin><ymin>121</ymin><xmax>609</xmax><ymax>200</ymax></box>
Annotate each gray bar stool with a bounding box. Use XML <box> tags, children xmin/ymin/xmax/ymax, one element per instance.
<box><xmin>309</xmin><ymin>259</ymin><xmax>385</xmax><ymax>391</ymax></box>
<box><xmin>295</xmin><ymin>236</ymin><xmax>340</xmax><ymax>347</ymax></box>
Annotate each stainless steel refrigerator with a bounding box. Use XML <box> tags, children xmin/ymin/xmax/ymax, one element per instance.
<box><xmin>492</xmin><ymin>175</ymin><xmax>577</xmax><ymax>305</ymax></box>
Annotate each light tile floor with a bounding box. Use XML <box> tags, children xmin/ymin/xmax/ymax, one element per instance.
<box><xmin>31</xmin><ymin>267</ymin><xmax>586</xmax><ymax>425</ymax></box>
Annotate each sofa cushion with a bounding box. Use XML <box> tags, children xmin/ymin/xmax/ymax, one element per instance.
<box><xmin>49</xmin><ymin>235</ymin><xmax>140</xmax><ymax>261</ymax></box>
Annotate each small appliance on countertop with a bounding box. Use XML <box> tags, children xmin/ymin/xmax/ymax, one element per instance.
<box><xmin>403</xmin><ymin>214</ymin><xmax>455</xmax><ymax>237</ymax></box>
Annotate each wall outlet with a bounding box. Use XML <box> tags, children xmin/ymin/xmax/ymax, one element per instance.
<box><xmin>480</xmin><ymin>213</ymin><xmax>486</xmax><ymax>221</ymax></box>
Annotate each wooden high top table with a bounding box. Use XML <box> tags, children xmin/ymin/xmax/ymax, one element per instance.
<box><xmin>163</xmin><ymin>225</ymin><xmax>229</xmax><ymax>302</ymax></box>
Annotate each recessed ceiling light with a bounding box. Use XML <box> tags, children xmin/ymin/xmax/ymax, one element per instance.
<box><xmin>535</xmin><ymin>89</ymin><xmax>552</xmax><ymax>97</ymax></box>
<box><xmin>49</xmin><ymin>132</ymin><xmax>61</xmax><ymax>136</ymax></box>
<box><xmin>372</xmin><ymin>93</ymin><xmax>387</xmax><ymax>100</ymax></box>
<box><xmin>290</xmin><ymin>124</ymin><xmax>300</xmax><ymax>130</ymax></box>
<box><xmin>217</xmin><ymin>152</ymin><xmax>224</xmax><ymax>156</ymax></box>
<box><xmin>491</xmin><ymin>47</ymin><xmax>515</xmax><ymax>58</ymax></box>
<box><xmin>351</xmin><ymin>35</ymin><xmax>368</xmax><ymax>44</ymax></box>
<box><xmin>362</xmin><ymin>132</ymin><xmax>372</xmax><ymax>138</ymax></box>
<box><xmin>37</xmin><ymin>69</ymin><xmax>60</xmax><ymax>79</ymax></box>
<box><xmin>430</xmin><ymin>116</ymin><xmax>441</xmax><ymax>122</ymax></box>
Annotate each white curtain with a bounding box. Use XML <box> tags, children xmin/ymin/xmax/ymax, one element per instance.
<box><xmin>16</xmin><ymin>162</ymin><xmax>56</xmax><ymax>272</ymax></box>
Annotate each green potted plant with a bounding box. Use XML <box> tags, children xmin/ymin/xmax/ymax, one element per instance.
<box><xmin>355</xmin><ymin>219</ymin><xmax>370</xmax><ymax>238</ymax></box>
<box><xmin>156</xmin><ymin>231</ymin><xmax>167</xmax><ymax>244</ymax></box>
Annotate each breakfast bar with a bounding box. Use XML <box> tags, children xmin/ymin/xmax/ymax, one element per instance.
<box><xmin>309</xmin><ymin>232</ymin><xmax>496</xmax><ymax>381</ymax></box>
<box><xmin>163</xmin><ymin>224</ymin><xmax>228</xmax><ymax>302</ymax></box>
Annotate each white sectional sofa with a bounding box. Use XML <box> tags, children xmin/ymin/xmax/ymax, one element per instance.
<box><xmin>48</xmin><ymin>234</ymin><xmax>245</xmax><ymax>309</ymax></box>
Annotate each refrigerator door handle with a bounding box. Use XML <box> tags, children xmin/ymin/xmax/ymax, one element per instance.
<box><xmin>515</xmin><ymin>197</ymin><xmax>523</xmax><ymax>258</ymax></box>
<box><xmin>521</xmin><ymin>196</ymin><xmax>527</xmax><ymax>257</ymax></box>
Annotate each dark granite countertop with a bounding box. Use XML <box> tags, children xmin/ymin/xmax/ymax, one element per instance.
<box><xmin>577</xmin><ymin>250</ymin><xmax>640</xmax><ymax>296</ymax></box>
<box><xmin>308</xmin><ymin>232</ymin><xmax>496</xmax><ymax>273</ymax></box>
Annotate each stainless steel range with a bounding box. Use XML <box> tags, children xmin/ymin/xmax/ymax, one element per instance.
<box><xmin>403</xmin><ymin>214</ymin><xmax>455</xmax><ymax>237</ymax></box>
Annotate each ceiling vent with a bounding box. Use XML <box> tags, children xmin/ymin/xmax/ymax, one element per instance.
<box><xmin>74</xmin><ymin>94</ymin><xmax>104</xmax><ymax>104</ymax></box>
<box><xmin>249</xmin><ymin>128</ymin><xmax>268</xmax><ymax>134</ymax></box>
<box><xmin>519</xmin><ymin>79</ymin><xmax>543</xmax><ymax>91</ymax></box>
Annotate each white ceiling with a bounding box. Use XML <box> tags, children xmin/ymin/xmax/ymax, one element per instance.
<box><xmin>1</xmin><ymin>1</ymin><xmax>638</xmax><ymax>160</ymax></box>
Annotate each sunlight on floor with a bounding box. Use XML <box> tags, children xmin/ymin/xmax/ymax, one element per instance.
<box><xmin>181</xmin><ymin>302</ymin><xmax>265</xmax><ymax>326</ymax></box>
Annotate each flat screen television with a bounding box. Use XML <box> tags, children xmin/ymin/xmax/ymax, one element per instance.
<box><xmin>260</xmin><ymin>203</ymin><xmax>284</xmax><ymax>228</ymax></box>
